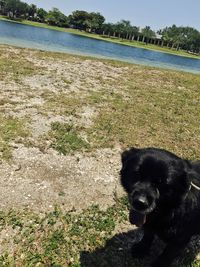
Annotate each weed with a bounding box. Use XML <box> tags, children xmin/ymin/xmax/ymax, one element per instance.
<box><xmin>49</xmin><ymin>122</ymin><xmax>89</xmax><ymax>155</ymax></box>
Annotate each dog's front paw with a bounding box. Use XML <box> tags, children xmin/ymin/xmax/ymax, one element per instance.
<box><xmin>131</xmin><ymin>242</ymin><xmax>150</xmax><ymax>258</ymax></box>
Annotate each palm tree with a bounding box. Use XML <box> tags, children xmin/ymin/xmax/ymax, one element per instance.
<box><xmin>101</xmin><ymin>23</ymin><xmax>114</xmax><ymax>37</ymax></box>
<box><xmin>0</xmin><ymin>0</ymin><xmax>5</xmax><ymax>14</ymax></box>
<box><xmin>141</xmin><ymin>26</ymin><xmax>156</xmax><ymax>44</ymax></box>
<box><xmin>115</xmin><ymin>20</ymin><xmax>132</xmax><ymax>39</ymax></box>
<box><xmin>28</xmin><ymin>4</ymin><xmax>37</xmax><ymax>20</ymax></box>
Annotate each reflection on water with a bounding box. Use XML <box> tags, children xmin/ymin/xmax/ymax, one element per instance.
<box><xmin>0</xmin><ymin>20</ymin><xmax>200</xmax><ymax>74</ymax></box>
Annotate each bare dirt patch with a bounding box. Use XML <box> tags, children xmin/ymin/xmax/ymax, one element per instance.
<box><xmin>0</xmin><ymin>145</ymin><xmax>123</xmax><ymax>212</ymax></box>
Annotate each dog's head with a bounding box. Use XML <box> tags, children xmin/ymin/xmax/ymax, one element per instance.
<box><xmin>120</xmin><ymin>147</ymin><xmax>191</xmax><ymax>227</ymax></box>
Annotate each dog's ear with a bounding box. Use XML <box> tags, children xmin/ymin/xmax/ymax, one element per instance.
<box><xmin>171</xmin><ymin>163</ymin><xmax>192</xmax><ymax>201</ymax></box>
<box><xmin>121</xmin><ymin>147</ymin><xmax>139</xmax><ymax>165</ymax></box>
<box><xmin>120</xmin><ymin>148</ymin><xmax>139</xmax><ymax>193</ymax></box>
<box><xmin>176</xmin><ymin>171</ymin><xmax>191</xmax><ymax>192</ymax></box>
<box><xmin>120</xmin><ymin>147</ymin><xmax>140</xmax><ymax>193</ymax></box>
<box><xmin>186</xmin><ymin>168</ymin><xmax>199</xmax><ymax>187</ymax></box>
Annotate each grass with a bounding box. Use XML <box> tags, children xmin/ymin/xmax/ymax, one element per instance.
<box><xmin>0</xmin><ymin>47</ymin><xmax>41</xmax><ymax>82</ymax></box>
<box><xmin>49</xmin><ymin>122</ymin><xmax>89</xmax><ymax>155</ymax></box>
<box><xmin>91</xmin><ymin>71</ymin><xmax>200</xmax><ymax>160</ymax></box>
<box><xmin>0</xmin><ymin>115</ymin><xmax>29</xmax><ymax>160</ymax></box>
<box><xmin>0</xmin><ymin>197</ymin><xmax>199</xmax><ymax>267</ymax></box>
<box><xmin>40</xmin><ymin>59</ymin><xmax>200</xmax><ymax>160</ymax></box>
<box><xmin>0</xmin><ymin>197</ymin><xmax>128</xmax><ymax>266</ymax></box>
<box><xmin>0</xmin><ymin>15</ymin><xmax>200</xmax><ymax>60</ymax></box>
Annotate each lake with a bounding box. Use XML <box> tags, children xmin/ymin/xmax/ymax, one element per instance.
<box><xmin>0</xmin><ymin>20</ymin><xmax>200</xmax><ymax>74</ymax></box>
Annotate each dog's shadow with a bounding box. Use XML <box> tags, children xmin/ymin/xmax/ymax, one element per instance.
<box><xmin>80</xmin><ymin>228</ymin><xmax>200</xmax><ymax>267</ymax></box>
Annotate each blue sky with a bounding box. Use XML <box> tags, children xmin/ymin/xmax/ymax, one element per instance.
<box><xmin>25</xmin><ymin>0</ymin><xmax>200</xmax><ymax>31</ymax></box>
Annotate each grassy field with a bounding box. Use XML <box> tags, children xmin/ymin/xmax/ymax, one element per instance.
<box><xmin>0</xmin><ymin>45</ymin><xmax>200</xmax><ymax>266</ymax></box>
<box><xmin>1</xmin><ymin>198</ymin><xmax>199</xmax><ymax>267</ymax></box>
<box><xmin>0</xmin><ymin>15</ymin><xmax>200</xmax><ymax>60</ymax></box>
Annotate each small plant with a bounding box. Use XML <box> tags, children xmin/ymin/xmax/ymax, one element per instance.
<box><xmin>50</xmin><ymin>122</ymin><xmax>89</xmax><ymax>155</ymax></box>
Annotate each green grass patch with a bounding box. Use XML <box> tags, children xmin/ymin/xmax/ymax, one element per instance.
<box><xmin>49</xmin><ymin>122</ymin><xmax>89</xmax><ymax>155</ymax></box>
<box><xmin>42</xmin><ymin>92</ymin><xmax>88</xmax><ymax>116</ymax></box>
<box><xmin>0</xmin><ymin>48</ymin><xmax>42</xmax><ymax>82</ymax></box>
<box><xmin>0</xmin><ymin>198</ymin><xmax>129</xmax><ymax>266</ymax></box>
<box><xmin>42</xmin><ymin>90</ymin><xmax>118</xmax><ymax>116</ymax></box>
<box><xmin>85</xmin><ymin>70</ymin><xmax>200</xmax><ymax>160</ymax></box>
<box><xmin>0</xmin><ymin>115</ymin><xmax>29</xmax><ymax>160</ymax></box>
<box><xmin>0</xmin><ymin>198</ymin><xmax>198</xmax><ymax>266</ymax></box>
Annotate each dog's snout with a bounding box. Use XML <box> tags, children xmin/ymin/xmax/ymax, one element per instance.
<box><xmin>133</xmin><ymin>196</ymin><xmax>149</xmax><ymax>211</ymax></box>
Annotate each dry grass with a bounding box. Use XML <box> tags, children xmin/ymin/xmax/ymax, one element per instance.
<box><xmin>39</xmin><ymin>55</ymin><xmax>200</xmax><ymax>160</ymax></box>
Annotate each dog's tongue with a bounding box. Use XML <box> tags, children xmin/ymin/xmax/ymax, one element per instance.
<box><xmin>129</xmin><ymin>209</ymin><xmax>146</xmax><ymax>227</ymax></box>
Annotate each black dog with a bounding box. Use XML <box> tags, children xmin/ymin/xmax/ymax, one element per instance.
<box><xmin>120</xmin><ymin>147</ymin><xmax>200</xmax><ymax>267</ymax></box>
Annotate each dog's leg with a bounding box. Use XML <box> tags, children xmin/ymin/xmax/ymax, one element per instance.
<box><xmin>131</xmin><ymin>228</ymin><xmax>154</xmax><ymax>258</ymax></box>
<box><xmin>151</xmin><ymin>239</ymin><xmax>190</xmax><ymax>267</ymax></box>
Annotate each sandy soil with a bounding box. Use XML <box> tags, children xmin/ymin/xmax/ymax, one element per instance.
<box><xmin>0</xmin><ymin>45</ymin><xmax>126</xmax><ymax>212</ymax></box>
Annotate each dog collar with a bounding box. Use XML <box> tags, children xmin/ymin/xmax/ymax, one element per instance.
<box><xmin>190</xmin><ymin>181</ymin><xmax>200</xmax><ymax>191</ymax></box>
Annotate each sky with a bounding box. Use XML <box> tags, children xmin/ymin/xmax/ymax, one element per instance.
<box><xmin>24</xmin><ymin>0</ymin><xmax>200</xmax><ymax>31</ymax></box>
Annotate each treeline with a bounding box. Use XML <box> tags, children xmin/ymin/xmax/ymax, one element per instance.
<box><xmin>0</xmin><ymin>0</ymin><xmax>200</xmax><ymax>53</ymax></box>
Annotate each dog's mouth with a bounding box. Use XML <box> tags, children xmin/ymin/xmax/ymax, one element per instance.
<box><xmin>129</xmin><ymin>209</ymin><xmax>146</xmax><ymax>227</ymax></box>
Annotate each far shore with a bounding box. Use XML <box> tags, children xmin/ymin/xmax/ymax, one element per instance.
<box><xmin>1</xmin><ymin>15</ymin><xmax>200</xmax><ymax>60</ymax></box>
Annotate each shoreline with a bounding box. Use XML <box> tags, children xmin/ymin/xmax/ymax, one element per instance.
<box><xmin>1</xmin><ymin>43</ymin><xmax>200</xmax><ymax>75</ymax></box>
<box><xmin>1</xmin><ymin>16</ymin><xmax>200</xmax><ymax>60</ymax></box>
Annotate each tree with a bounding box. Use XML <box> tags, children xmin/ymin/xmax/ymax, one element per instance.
<box><xmin>3</xmin><ymin>0</ymin><xmax>30</xmax><ymax>18</ymax></box>
<box><xmin>101</xmin><ymin>20</ymin><xmax>139</xmax><ymax>40</ymax></box>
<box><xmin>130</xmin><ymin>26</ymin><xmax>140</xmax><ymax>40</ymax></box>
<box><xmin>101</xmin><ymin>22</ymin><xmax>114</xmax><ymax>36</ymax></box>
<box><xmin>160</xmin><ymin>25</ymin><xmax>200</xmax><ymax>52</ymax></box>
<box><xmin>17</xmin><ymin>1</ymin><xmax>29</xmax><ymax>18</ymax></box>
<box><xmin>161</xmin><ymin>25</ymin><xmax>183</xmax><ymax>49</ymax></box>
<box><xmin>28</xmin><ymin>3</ymin><xmax>36</xmax><ymax>18</ymax></box>
<box><xmin>141</xmin><ymin>26</ymin><xmax>156</xmax><ymax>44</ymax></box>
<box><xmin>169</xmin><ymin>25</ymin><xmax>182</xmax><ymax>49</ymax></box>
<box><xmin>37</xmin><ymin>7</ymin><xmax>47</xmax><ymax>22</ymax></box>
<box><xmin>160</xmin><ymin>27</ymin><xmax>173</xmax><ymax>47</ymax></box>
<box><xmin>0</xmin><ymin>0</ymin><xmax>6</xmax><ymax>15</ymax></box>
<box><xmin>4</xmin><ymin>0</ymin><xmax>21</xmax><ymax>18</ymax></box>
<box><xmin>180</xmin><ymin>27</ymin><xmax>200</xmax><ymax>53</ymax></box>
<box><xmin>88</xmin><ymin>12</ymin><xmax>105</xmax><ymax>33</ymax></box>
<box><xmin>68</xmin><ymin>10</ymin><xmax>90</xmax><ymax>30</ymax></box>
<box><xmin>46</xmin><ymin>7</ymin><xmax>69</xmax><ymax>27</ymax></box>
<box><xmin>114</xmin><ymin>20</ymin><xmax>132</xmax><ymax>39</ymax></box>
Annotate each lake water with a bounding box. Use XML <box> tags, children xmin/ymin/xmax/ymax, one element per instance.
<box><xmin>0</xmin><ymin>20</ymin><xmax>200</xmax><ymax>74</ymax></box>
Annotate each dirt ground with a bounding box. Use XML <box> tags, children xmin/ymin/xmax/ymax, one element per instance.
<box><xmin>0</xmin><ymin>145</ymin><xmax>124</xmax><ymax>212</ymax></box>
<box><xmin>0</xmin><ymin>45</ymin><xmax>126</xmax><ymax>212</ymax></box>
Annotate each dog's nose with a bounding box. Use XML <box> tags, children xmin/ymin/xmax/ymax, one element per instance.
<box><xmin>133</xmin><ymin>196</ymin><xmax>149</xmax><ymax>211</ymax></box>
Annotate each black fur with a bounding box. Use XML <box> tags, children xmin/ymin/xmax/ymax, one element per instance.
<box><xmin>120</xmin><ymin>147</ymin><xmax>200</xmax><ymax>267</ymax></box>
